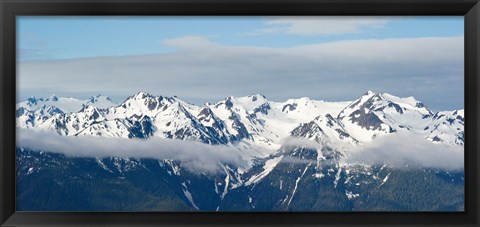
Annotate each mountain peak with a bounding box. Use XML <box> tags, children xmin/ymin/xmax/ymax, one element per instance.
<box><xmin>46</xmin><ymin>94</ymin><xmax>59</xmax><ymax>102</ymax></box>
<box><xmin>198</xmin><ymin>105</ymin><xmax>214</xmax><ymax>117</ymax></box>
<box><xmin>364</xmin><ymin>90</ymin><xmax>376</xmax><ymax>96</ymax></box>
<box><xmin>349</xmin><ymin>91</ymin><xmax>427</xmax><ymax>112</ymax></box>
<box><xmin>80</xmin><ymin>104</ymin><xmax>99</xmax><ymax>112</ymax></box>
<box><xmin>221</xmin><ymin>96</ymin><xmax>236</xmax><ymax>109</ymax></box>
<box><xmin>26</xmin><ymin>96</ymin><xmax>39</xmax><ymax>105</ymax></box>
<box><xmin>453</xmin><ymin>109</ymin><xmax>464</xmax><ymax>117</ymax></box>
<box><xmin>343</xmin><ymin>91</ymin><xmax>377</xmax><ymax>111</ymax></box>
<box><xmin>88</xmin><ymin>95</ymin><xmax>113</xmax><ymax>103</ymax></box>
<box><xmin>380</xmin><ymin>93</ymin><xmax>425</xmax><ymax>109</ymax></box>
<box><xmin>226</xmin><ymin>96</ymin><xmax>236</xmax><ymax>101</ymax></box>
<box><xmin>247</xmin><ymin>94</ymin><xmax>267</xmax><ymax>102</ymax></box>
<box><xmin>131</xmin><ymin>91</ymin><xmax>154</xmax><ymax>100</ymax></box>
<box><xmin>298</xmin><ymin>96</ymin><xmax>313</xmax><ymax>102</ymax></box>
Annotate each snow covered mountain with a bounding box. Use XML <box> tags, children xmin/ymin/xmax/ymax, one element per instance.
<box><xmin>15</xmin><ymin>91</ymin><xmax>465</xmax><ymax>211</ymax></box>
<box><xmin>16</xmin><ymin>94</ymin><xmax>117</xmax><ymax>129</ymax></box>
<box><xmin>16</xmin><ymin>91</ymin><xmax>464</xmax><ymax>154</ymax></box>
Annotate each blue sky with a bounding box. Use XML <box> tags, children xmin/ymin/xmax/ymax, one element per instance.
<box><xmin>17</xmin><ymin>16</ymin><xmax>464</xmax><ymax>110</ymax></box>
<box><xmin>18</xmin><ymin>16</ymin><xmax>463</xmax><ymax>60</ymax></box>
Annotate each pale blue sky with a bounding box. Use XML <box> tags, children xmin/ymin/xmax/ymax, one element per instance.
<box><xmin>18</xmin><ymin>16</ymin><xmax>463</xmax><ymax>60</ymax></box>
<box><xmin>17</xmin><ymin>16</ymin><xmax>464</xmax><ymax>110</ymax></box>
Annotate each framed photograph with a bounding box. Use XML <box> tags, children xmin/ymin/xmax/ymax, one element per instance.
<box><xmin>1</xmin><ymin>0</ymin><xmax>479</xmax><ymax>226</ymax></box>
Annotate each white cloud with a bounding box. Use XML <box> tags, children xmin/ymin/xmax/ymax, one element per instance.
<box><xmin>17</xmin><ymin>129</ymin><xmax>463</xmax><ymax>173</ymax></box>
<box><xmin>18</xmin><ymin>35</ymin><xmax>463</xmax><ymax>109</ymax></box>
<box><xmin>344</xmin><ymin>133</ymin><xmax>464</xmax><ymax>170</ymax></box>
<box><xmin>280</xmin><ymin>137</ymin><xmax>323</xmax><ymax>150</ymax></box>
<box><xmin>17</xmin><ymin>128</ymin><xmax>249</xmax><ymax>174</ymax></box>
<box><xmin>161</xmin><ymin>36</ymin><xmax>215</xmax><ymax>50</ymax></box>
<box><xmin>251</xmin><ymin>16</ymin><xmax>389</xmax><ymax>36</ymax></box>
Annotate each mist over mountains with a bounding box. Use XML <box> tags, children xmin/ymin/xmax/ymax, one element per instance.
<box><xmin>15</xmin><ymin>91</ymin><xmax>464</xmax><ymax>211</ymax></box>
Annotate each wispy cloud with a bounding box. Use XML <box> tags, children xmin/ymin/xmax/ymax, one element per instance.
<box><xmin>250</xmin><ymin>16</ymin><xmax>389</xmax><ymax>36</ymax></box>
<box><xmin>161</xmin><ymin>36</ymin><xmax>216</xmax><ymax>50</ymax></box>
<box><xmin>17</xmin><ymin>128</ymin><xmax>249</xmax><ymax>174</ymax></box>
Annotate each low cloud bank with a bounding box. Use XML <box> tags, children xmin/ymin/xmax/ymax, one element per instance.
<box><xmin>17</xmin><ymin>128</ymin><xmax>249</xmax><ymax>174</ymax></box>
<box><xmin>280</xmin><ymin>137</ymin><xmax>323</xmax><ymax>150</ymax></box>
<box><xmin>345</xmin><ymin>133</ymin><xmax>464</xmax><ymax>170</ymax></box>
<box><xmin>17</xmin><ymin>129</ymin><xmax>464</xmax><ymax>173</ymax></box>
<box><xmin>280</xmin><ymin>135</ymin><xmax>463</xmax><ymax>170</ymax></box>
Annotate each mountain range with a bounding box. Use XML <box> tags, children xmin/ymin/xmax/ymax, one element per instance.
<box><xmin>15</xmin><ymin>91</ymin><xmax>464</xmax><ymax>211</ymax></box>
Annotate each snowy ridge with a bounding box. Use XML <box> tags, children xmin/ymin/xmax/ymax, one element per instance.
<box><xmin>17</xmin><ymin>91</ymin><xmax>464</xmax><ymax>155</ymax></box>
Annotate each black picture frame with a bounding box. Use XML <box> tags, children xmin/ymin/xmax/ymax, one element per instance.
<box><xmin>1</xmin><ymin>0</ymin><xmax>479</xmax><ymax>226</ymax></box>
